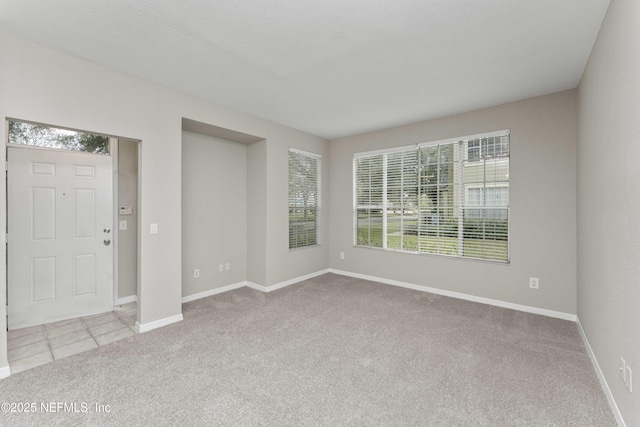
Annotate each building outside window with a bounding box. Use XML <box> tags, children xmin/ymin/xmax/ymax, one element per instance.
<box><xmin>354</xmin><ymin>130</ymin><xmax>509</xmax><ymax>262</ymax></box>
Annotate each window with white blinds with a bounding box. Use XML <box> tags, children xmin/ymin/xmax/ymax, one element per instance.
<box><xmin>289</xmin><ymin>149</ymin><xmax>321</xmax><ymax>249</ymax></box>
<box><xmin>354</xmin><ymin>131</ymin><xmax>510</xmax><ymax>262</ymax></box>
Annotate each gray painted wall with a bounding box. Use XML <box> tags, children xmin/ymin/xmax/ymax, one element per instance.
<box><xmin>247</xmin><ymin>140</ymin><xmax>268</xmax><ymax>285</ymax></box>
<box><xmin>0</xmin><ymin>32</ymin><xmax>328</xmax><ymax>372</ymax></box>
<box><xmin>4</xmin><ymin>10</ymin><xmax>635</xmax><ymax>424</ymax></box>
<box><xmin>578</xmin><ymin>0</ymin><xmax>640</xmax><ymax>423</ymax></box>
<box><xmin>329</xmin><ymin>90</ymin><xmax>578</xmax><ymax>315</ymax></box>
<box><xmin>117</xmin><ymin>138</ymin><xmax>138</xmax><ymax>300</ymax></box>
<box><xmin>181</xmin><ymin>131</ymin><xmax>247</xmax><ymax>296</ymax></box>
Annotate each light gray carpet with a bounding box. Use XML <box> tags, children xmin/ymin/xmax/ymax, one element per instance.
<box><xmin>0</xmin><ymin>273</ymin><xmax>616</xmax><ymax>426</ymax></box>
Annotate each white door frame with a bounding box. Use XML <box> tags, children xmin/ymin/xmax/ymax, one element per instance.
<box><xmin>111</xmin><ymin>138</ymin><xmax>119</xmax><ymax>306</ymax></box>
<box><xmin>5</xmin><ymin>120</ymin><xmax>142</xmax><ymax>328</ymax></box>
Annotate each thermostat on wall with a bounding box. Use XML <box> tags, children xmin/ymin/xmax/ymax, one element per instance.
<box><xmin>119</xmin><ymin>206</ymin><xmax>132</xmax><ymax>215</ymax></box>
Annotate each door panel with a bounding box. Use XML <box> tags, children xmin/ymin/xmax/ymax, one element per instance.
<box><xmin>8</xmin><ymin>146</ymin><xmax>113</xmax><ymax>330</ymax></box>
<box><xmin>74</xmin><ymin>189</ymin><xmax>95</xmax><ymax>238</ymax></box>
<box><xmin>31</xmin><ymin>187</ymin><xmax>57</xmax><ymax>240</ymax></box>
<box><xmin>31</xmin><ymin>257</ymin><xmax>56</xmax><ymax>302</ymax></box>
<box><xmin>31</xmin><ymin>162</ymin><xmax>55</xmax><ymax>175</ymax></box>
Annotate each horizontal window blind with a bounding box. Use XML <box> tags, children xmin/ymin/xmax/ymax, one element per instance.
<box><xmin>289</xmin><ymin>149</ymin><xmax>321</xmax><ymax>249</ymax></box>
<box><xmin>354</xmin><ymin>131</ymin><xmax>509</xmax><ymax>262</ymax></box>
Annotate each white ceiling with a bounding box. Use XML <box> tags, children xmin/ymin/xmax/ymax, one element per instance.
<box><xmin>0</xmin><ymin>0</ymin><xmax>610</xmax><ymax>139</ymax></box>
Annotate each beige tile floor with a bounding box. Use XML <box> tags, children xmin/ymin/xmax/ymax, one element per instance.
<box><xmin>7</xmin><ymin>303</ymin><xmax>137</xmax><ymax>374</ymax></box>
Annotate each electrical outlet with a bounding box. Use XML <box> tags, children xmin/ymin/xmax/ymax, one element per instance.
<box><xmin>193</xmin><ymin>268</ymin><xmax>200</xmax><ymax>278</ymax></box>
<box><xmin>225</xmin><ymin>262</ymin><xmax>230</xmax><ymax>271</ymax></box>
<box><xmin>627</xmin><ymin>365</ymin><xmax>633</xmax><ymax>392</ymax></box>
<box><xmin>340</xmin><ymin>252</ymin><xmax>345</xmax><ymax>260</ymax></box>
<box><xmin>529</xmin><ymin>277</ymin><xmax>539</xmax><ymax>289</ymax></box>
<box><xmin>219</xmin><ymin>264</ymin><xmax>224</xmax><ymax>272</ymax></box>
<box><xmin>621</xmin><ymin>357</ymin><xmax>626</xmax><ymax>381</ymax></box>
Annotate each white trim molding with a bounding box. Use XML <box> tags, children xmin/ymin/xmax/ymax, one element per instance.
<box><xmin>245</xmin><ymin>282</ymin><xmax>268</xmax><ymax>292</ymax></box>
<box><xmin>182</xmin><ymin>282</ymin><xmax>246</xmax><ymax>303</ymax></box>
<box><xmin>0</xmin><ymin>365</ymin><xmax>11</xmax><ymax>379</ymax></box>
<box><xmin>328</xmin><ymin>269</ymin><xmax>577</xmax><ymax>321</ymax></box>
<box><xmin>115</xmin><ymin>295</ymin><xmax>137</xmax><ymax>306</ymax></box>
<box><xmin>247</xmin><ymin>269</ymin><xmax>331</xmax><ymax>293</ymax></box>
<box><xmin>135</xmin><ymin>313</ymin><xmax>183</xmax><ymax>334</ymax></box>
<box><xmin>577</xmin><ymin>318</ymin><xmax>626</xmax><ymax>427</ymax></box>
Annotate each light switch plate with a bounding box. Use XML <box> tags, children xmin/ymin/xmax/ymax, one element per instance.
<box><xmin>150</xmin><ymin>223</ymin><xmax>158</xmax><ymax>234</ymax></box>
<box><xmin>119</xmin><ymin>220</ymin><xmax>127</xmax><ymax>231</ymax></box>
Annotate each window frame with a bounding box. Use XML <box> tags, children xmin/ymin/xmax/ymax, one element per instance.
<box><xmin>353</xmin><ymin>130</ymin><xmax>510</xmax><ymax>263</ymax></box>
<box><xmin>465</xmin><ymin>135</ymin><xmax>509</xmax><ymax>162</ymax></box>
<box><xmin>7</xmin><ymin>119</ymin><xmax>111</xmax><ymax>155</ymax></box>
<box><xmin>288</xmin><ymin>148</ymin><xmax>321</xmax><ymax>250</ymax></box>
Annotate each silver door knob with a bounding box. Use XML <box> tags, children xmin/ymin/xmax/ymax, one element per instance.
<box><xmin>104</xmin><ymin>228</ymin><xmax>111</xmax><ymax>234</ymax></box>
<box><xmin>104</xmin><ymin>239</ymin><xmax>111</xmax><ymax>245</ymax></box>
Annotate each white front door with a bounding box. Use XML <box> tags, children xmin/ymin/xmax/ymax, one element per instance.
<box><xmin>7</xmin><ymin>146</ymin><xmax>114</xmax><ymax>330</ymax></box>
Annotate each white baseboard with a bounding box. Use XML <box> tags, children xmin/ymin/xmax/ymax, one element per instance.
<box><xmin>0</xmin><ymin>365</ymin><xmax>11</xmax><ymax>379</ymax></box>
<box><xmin>577</xmin><ymin>318</ymin><xmax>626</xmax><ymax>427</ymax></box>
<box><xmin>115</xmin><ymin>295</ymin><xmax>137</xmax><ymax>306</ymax></box>
<box><xmin>246</xmin><ymin>281</ymin><xmax>267</xmax><ymax>292</ymax></box>
<box><xmin>135</xmin><ymin>313</ymin><xmax>183</xmax><ymax>334</ymax></box>
<box><xmin>328</xmin><ymin>268</ymin><xmax>577</xmax><ymax>321</ymax></box>
<box><xmin>136</xmin><ymin>267</ymin><xmax>575</xmax><ymax>335</ymax></box>
<box><xmin>267</xmin><ymin>269</ymin><xmax>331</xmax><ymax>292</ymax></box>
<box><xmin>246</xmin><ymin>269</ymin><xmax>331</xmax><ymax>293</ymax></box>
<box><xmin>182</xmin><ymin>281</ymin><xmax>246</xmax><ymax>303</ymax></box>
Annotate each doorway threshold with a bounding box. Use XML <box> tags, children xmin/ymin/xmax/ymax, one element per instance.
<box><xmin>6</xmin><ymin>302</ymin><xmax>137</xmax><ymax>375</ymax></box>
